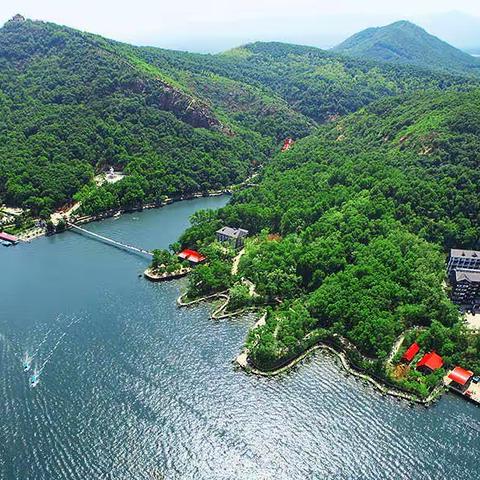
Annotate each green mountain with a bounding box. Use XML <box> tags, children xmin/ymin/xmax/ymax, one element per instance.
<box><xmin>141</xmin><ymin>40</ymin><xmax>477</xmax><ymax>123</ymax></box>
<box><xmin>0</xmin><ymin>16</ymin><xmax>312</xmax><ymax>217</ymax></box>
<box><xmin>181</xmin><ymin>88</ymin><xmax>480</xmax><ymax>393</ymax></box>
<box><xmin>333</xmin><ymin>20</ymin><xmax>480</xmax><ymax>76</ymax></box>
<box><xmin>0</xmin><ymin>16</ymin><xmax>478</xmax><ymax>219</ymax></box>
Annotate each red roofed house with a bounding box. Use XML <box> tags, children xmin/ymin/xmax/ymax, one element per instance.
<box><xmin>281</xmin><ymin>138</ymin><xmax>294</xmax><ymax>152</ymax></box>
<box><xmin>401</xmin><ymin>342</ymin><xmax>420</xmax><ymax>363</ymax></box>
<box><xmin>448</xmin><ymin>366</ymin><xmax>474</xmax><ymax>392</ymax></box>
<box><xmin>416</xmin><ymin>351</ymin><xmax>444</xmax><ymax>374</ymax></box>
<box><xmin>178</xmin><ymin>249</ymin><xmax>206</xmax><ymax>264</ymax></box>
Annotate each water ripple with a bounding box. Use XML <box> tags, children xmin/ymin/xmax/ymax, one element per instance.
<box><xmin>1</xmin><ymin>199</ymin><xmax>480</xmax><ymax>479</ymax></box>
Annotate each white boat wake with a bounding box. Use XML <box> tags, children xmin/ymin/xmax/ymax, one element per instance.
<box><xmin>26</xmin><ymin>315</ymin><xmax>80</xmax><ymax>387</ymax></box>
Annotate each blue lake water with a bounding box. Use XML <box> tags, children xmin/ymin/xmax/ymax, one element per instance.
<box><xmin>0</xmin><ymin>196</ymin><xmax>479</xmax><ymax>479</ymax></box>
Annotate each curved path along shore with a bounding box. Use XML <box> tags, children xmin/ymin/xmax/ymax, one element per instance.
<box><xmin>177</xmin><ymin>290</ymin><xmax>260</xmax><ymax>320</ymax></box>
<box><xmin>238</xmin><ymin>342</ymin><xmax>443</xmax><ymax>406</ymax></box>
<box><xmin>177</xmin><ymin>289</ymin><xmax>441</xmax><ymax>405</ymax></box>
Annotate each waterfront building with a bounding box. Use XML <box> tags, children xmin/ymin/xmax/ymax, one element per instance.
<box><xmin>450</xmin><ymin>269</ymin><xmax>480</xmax><ymax>306</ymax></box>
<box><xmin>447</xmin><ymin>366</ymin><xmax>474</xmax><ymax>393</ymax></box>
<box><xmin>401</xmin><ymin>342</ymin><xmax>419</xmax><ymax>363</ymax></box>
<box><xmin>416</xmin><ymin>352</ymin><xmax>444</xmax><ymax>374</ymax></box>
<box><xmin>447</xmin><ymin>249</ymin><xmax>480</xmax><ymax>275</ymax></box>
<box><xmin>216</xmin><ymin>226</ymin><xmax>248</xmax><ymax>249</ymax></box>
<box><xmin>178</xmin><ymin>249</ymin><xmax>206</xmax><ymax>264</ymax></box>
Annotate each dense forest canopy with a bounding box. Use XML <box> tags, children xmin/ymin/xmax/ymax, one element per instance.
<box><xmin>0</xmin><ymin>18</ymin><xmax>301</xmax><ymax>217</ymax></box>
<box><xmin>138</xmin><ymin>40</ymin><xmax>479</xmax><ymax>123</ymax></box>
<box><xmin>1</xmin><ymin>14</ymin><xmax>479</xmax><ymax>396</ymax></box>
<box><xmin>0</xmin><ymin>16</ymin><xmax>478</xmax><ymax>218</ymax></box>
<box><xmin>180</xmin><ymin>88</ymin><xmax>480</xmax><ymax>391</ymax></box>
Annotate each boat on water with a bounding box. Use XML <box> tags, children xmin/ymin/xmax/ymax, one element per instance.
<box><xmin>22</xmin><ymin>353</ymin><xmax>32</xmax><ymax>372</ymax></box>
<box><xmin>29</xmin><ymin>368</ymin><xmax>40</xmax><ymax>388</ymax></box>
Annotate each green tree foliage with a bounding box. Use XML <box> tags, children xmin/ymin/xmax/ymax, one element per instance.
<box><xmin>0</xmin><ymin>18</ymin><xmax>279</xmax><ymax>215</ymax></box>
<box><xmin>150</xmin><ymin>248</ymin><xmax>183</xmax><ymax>274</ymax></box>
<box><xmin>143</xmin><ymin>41</ymin><xmax>478</xmax><ymax>123</ymax></box>
<box><xmin>182</xmin><ymin>88</ymin><xmax>480</xmax><ymax>375</ymax></box>
<box><xmin>1</xmin><ymin>17</ymin><xmax>477</xmax><ymax>219</ymax></box>
<box><xmin>185</xmin><ymin>242</ymin><xmax>234</xmax><ymax>298</ymax></box>
<box><xmin>333</xmin><ymin>20</ymin><xmax>480</xmax><ymax>76</ymax></box>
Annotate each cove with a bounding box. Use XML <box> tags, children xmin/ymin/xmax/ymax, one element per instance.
<box><xmin>0</xmin><ymin>196</ymin><xmax>479</xmax><ymax>480</ymax></box>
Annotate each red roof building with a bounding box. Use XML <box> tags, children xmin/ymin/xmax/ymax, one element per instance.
<box><xmin>178</xmin><ymin>249</ymin><xmax>206</xmax><ymax>264</ymax></box>
<box><xmin>281</xmin><ymin>138</ymin><xmax>294</xmax><ymax>152</ymax></box>
<box><xmin>448</xmin><ymin>366</ymin><xmax>474</xmax><ymax>387</ymax></box>
<box><xmin>402</xmin><ymin>342</ymin><xmax>420</xmax><ymax>363</ymax></box>
<box><xmin>416</xmin><ymin>352</ymin><xmax>444</xmax><ymax>373</ymax></box>
<box><xmin>0</xmin><ymin>232</ymin><xmax>19</xmax><ymax>244</ymax></box>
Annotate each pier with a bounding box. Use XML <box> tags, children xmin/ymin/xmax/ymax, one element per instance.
<box><xmin>67</xmin><ymin>222</ymin><xmax>153</xmax><ymax>257</ymax></box>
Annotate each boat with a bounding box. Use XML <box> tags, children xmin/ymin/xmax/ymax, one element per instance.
<box><xmin>22</xmin><ymin>352</ymin><xmax>32</xmax><ymax>372</ymax></box>
<box><xmin>29</xmin><ymin>367</ymin><xmax>40</xmax><ymax>388</ymax></box>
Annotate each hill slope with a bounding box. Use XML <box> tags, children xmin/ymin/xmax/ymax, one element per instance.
<box><xmin>181</xmin><ymin>88</ymin><xmax>480</xmax><ymax>389</ymax></box>
<box><xmin>333</xmin><ymin>20</ymin><xmax>480</xmax><ymax>76</ymax></box>
<box><xmin>0</xmin><ymin>16</ymin><xmax>478</xmax><ymax>219</ymax></box>
<box><xmin>0</xmin><ymin>16</ymin><xmax>311</xmax><ymax>217</ymax></box>
<box><xmin>138</xmin><ymin>40</ymin><xmax>478</xmax><ymax>123</ymax></box>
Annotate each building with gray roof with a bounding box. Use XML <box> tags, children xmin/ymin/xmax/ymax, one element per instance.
<box><xmin>216</xmin><ymin>226</ymin><xmax>249</xmax><ymax>249</ymax></box>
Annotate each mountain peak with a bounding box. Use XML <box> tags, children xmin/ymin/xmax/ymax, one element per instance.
<box><xmin>333</xmin><ymin>20</ymin><xmax>480</xmax><ymax>75</ymax></box>
<box><xmin>389</xmin><ymin>20</ymin><xmax>419</xmax><ymax>28</ymax></box>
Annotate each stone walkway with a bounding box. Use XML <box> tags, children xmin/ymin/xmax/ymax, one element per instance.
<box><xmin>231</xmin><ymin>248</ymin><xmax>245</xmax><ymax>275</ymax></box>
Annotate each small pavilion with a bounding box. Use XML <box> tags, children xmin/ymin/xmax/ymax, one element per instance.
<box><xmin>448</xmin><ymin>366</ymin><xmax>474</xmax><ymax>393</ymax></box>
<box><xmin>416</xmin><ymin>351</ymin><xmax>444</xmax><ymax>374</ymax></box>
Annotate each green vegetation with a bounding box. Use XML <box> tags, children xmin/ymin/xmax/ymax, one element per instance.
<box><xmin>2</xmin><ymin>15</ymin><xmax>480</xmax><ymax>397</ymax></box>
<box><xmin>1</xmin><ymin>16</ymin><xmax>478</xmax><ymax>225</ymax></box>
<box><xmin>0</xmin><ymin>18</ymin><xmax>281</xmax><ymax>218</ymax></box>
<box><xmin>181</xmin><ymin>88</ymin><xmax>480</xmax><ymax>395</ymax></box>
<box><xmin>150</xmin><ymin>249</ymin><xmax>185</xmax><ymax>275</ymax></box>
<box><xmin>139</xmin><ymin>40</ymin><xmax>478</xmax><ymax>124</ymax></box>
<box><xmin>185</xmin><ymin>242</ymin><xmax>235</xmax><ymax>298</ymax></box>
<box><xmin>333</xmin><ymin>20</ymin><xmax>480</xmax><ymax>76</ymax></box>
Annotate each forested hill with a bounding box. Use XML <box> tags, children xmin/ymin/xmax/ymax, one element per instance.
<box><xmin>333</xmin><ymin>20</ymin><xmax>480</xmax><ymax>76</ymax></box>
<box><xmin>181</xmin><ymin>88</ymin><xmax>480</xmax><ymax>383</ymax></box>
<box><xmin>137</xmin><ymin>40</ymin><xmax>478</xmax><ymax>123</ymax></box>
<box><xmin>0</xmin><ymin>16</ymin><xmax>311</xmax><ymax>217</ymax></box>
<box><xmin>0</xmin><ymin>15</ymin><xmax>478</xmax><ymax>218</ymax></box>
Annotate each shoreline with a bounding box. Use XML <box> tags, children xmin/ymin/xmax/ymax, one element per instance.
<box><xmin>176</xmin><ymin>290</ymin><xmax>444</xmax><ymax>406</ymax></box>
<box><xmin>10</xmin><ymin>190</ymin><xmax>232</xmax><ymax>245</ymax></box>
<box><xmin>236</xmin><ymin>341</ymin><xmax>444</xmax><ymax>406</ymax></box>
<box><xmin>177</xmin><ymin>290</ymin><xmax>262</xmax><ymax>320</ymax></box>
<box><xmin>144</xmin><ymin>266</ymin><xmax>191</xmax><ymax>282</ymax></box>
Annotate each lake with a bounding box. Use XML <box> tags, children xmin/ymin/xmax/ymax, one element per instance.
<box><xmin>1</xmin><ymin>196</ymin><xmax>479</xmax><ymax>479</ymax></box>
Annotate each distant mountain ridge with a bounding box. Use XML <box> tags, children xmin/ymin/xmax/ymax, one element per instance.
<box><xmin>333</xmin><ymin>20</ymin><xmax>480</xmax><ymax>76</ymax></box>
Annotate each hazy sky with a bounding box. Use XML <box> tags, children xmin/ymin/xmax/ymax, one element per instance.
<box><xmin>2</xmin><ymin>1</ymin><xmax>480</xmax><ymax>52</ymax></box>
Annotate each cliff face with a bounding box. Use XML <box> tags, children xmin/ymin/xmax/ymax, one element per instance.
<box><xmin>129</xmin><ymin>76</ymin><xmax>233</xmax><ymax>134</ymax></box>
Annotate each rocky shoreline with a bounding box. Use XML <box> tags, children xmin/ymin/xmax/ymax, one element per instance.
<box><xmin>236</xmin><ymin>340</ymin><xmax>444</xmax><ymax>406</ymax></box>
<box><xmin>144</xmin><ymin>267</ymin><xmax>191</xmax><ymax>282</ymax></box>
